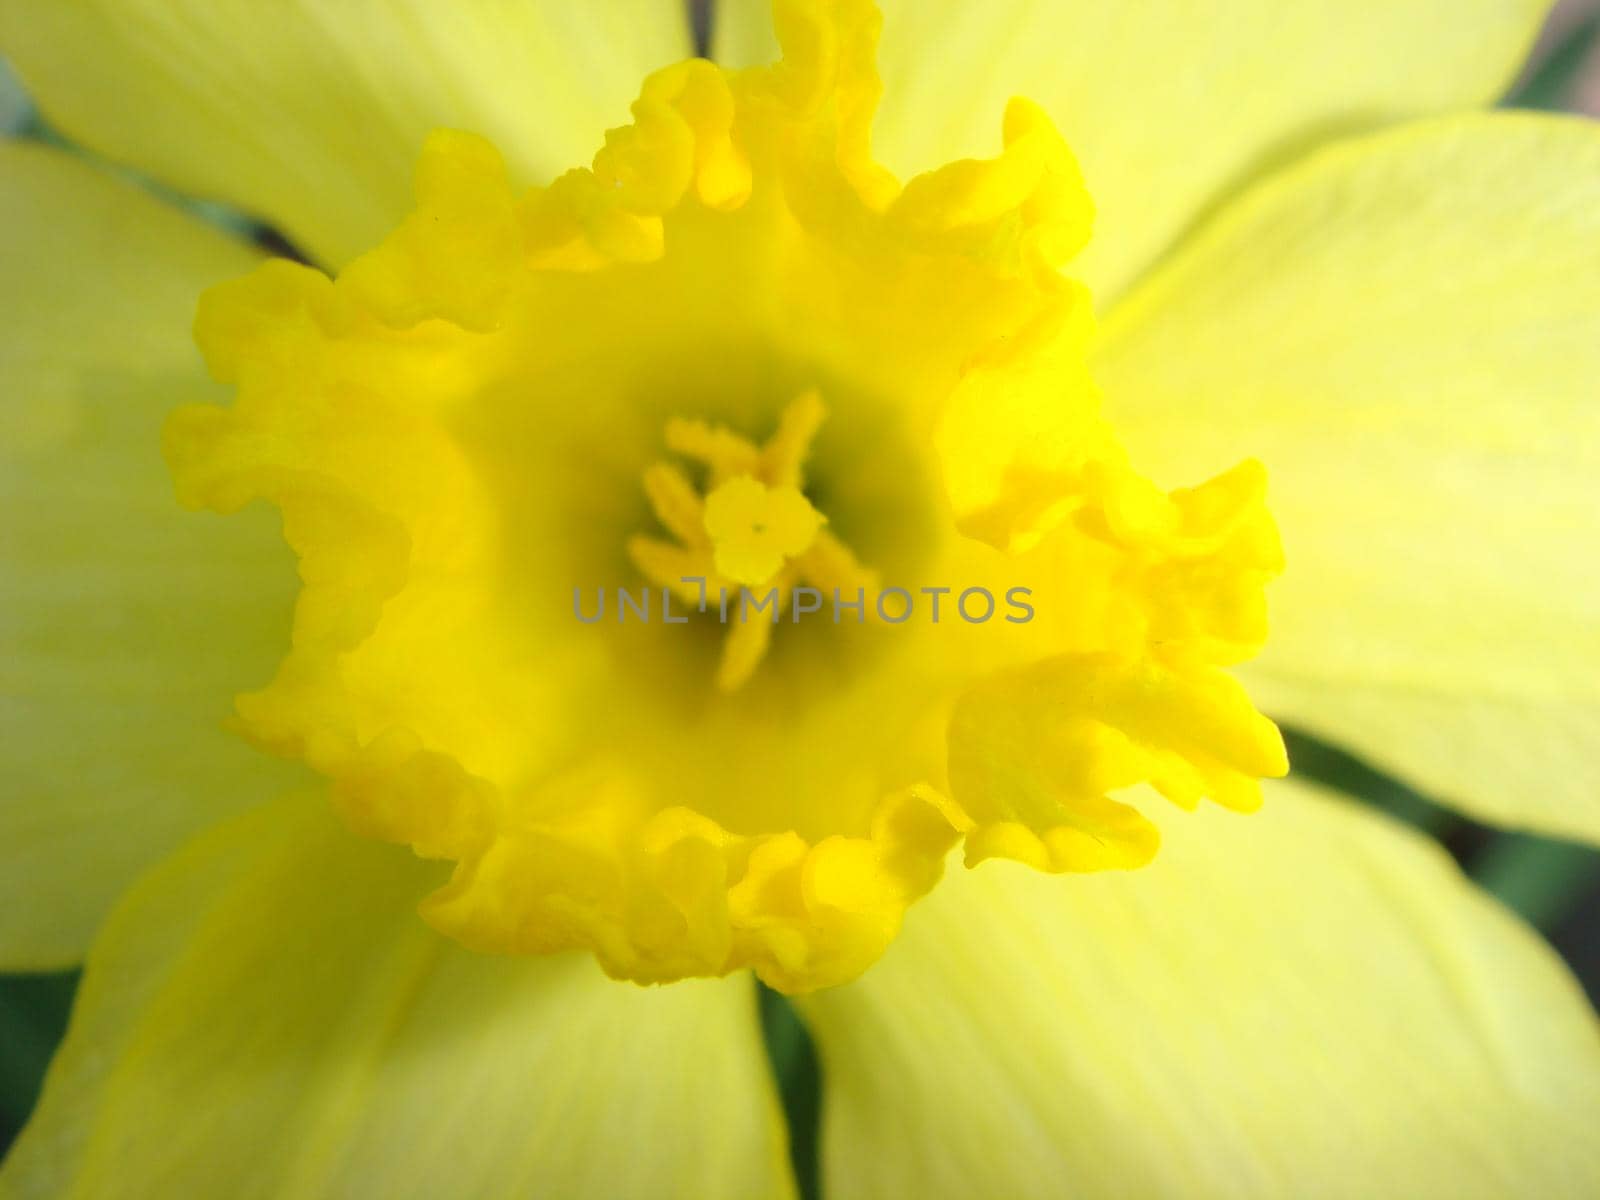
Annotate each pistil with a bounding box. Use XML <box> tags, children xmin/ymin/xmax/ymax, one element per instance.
<box><xmin>629</xmin><ymin>390</ymin><xmax>878</xmax><ymax>690</ymax></box>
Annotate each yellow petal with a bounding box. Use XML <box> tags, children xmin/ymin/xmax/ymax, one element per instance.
<box><xmin>1094</xmin><ymin>113</ymin><xmax>1600</xmax><ymax>847</ymax></box>
<box><xmin>0</xmin><ymin>140</ymin><xmax>304</xmax><ymax>968</ymax></box>
<box><xmin>1</xmin><ymin>796</ymin><xmax>796</xmax><ymax>1200</ymax></box>
<box><xmin>0</xmin><ymin>1</ymin><xmax>693</xmax><ymax>267</ymax></box>
<box><xmin>714</xmin><ymin>0</ymin><xmax>1546</xmax><ymax>300</ymax></box>
<box><xmin>803</xmin><ymin>778</ymin><xmax>1600</xmax><ymax>1198</ymax></box>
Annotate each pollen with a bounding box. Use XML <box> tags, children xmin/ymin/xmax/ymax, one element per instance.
<box><xmin>164</xmin><ymin>0</ymin><xmax>1288</xmax><ymax>993</ymax></box>
<box><xmin>629</xmin><ymin>390</ymin><xmax>876</xmax><ymax>690</ymax></box>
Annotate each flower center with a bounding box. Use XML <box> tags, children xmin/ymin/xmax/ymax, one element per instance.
<box><xmin>629</xmin><ymin>390</ymin><xmax>878</xmax><ymax>690</ymax></box>
<box><xmin>166</xmin><ymin>0</ymin><xmax>1288</xmax><ymax>993</ymax></box>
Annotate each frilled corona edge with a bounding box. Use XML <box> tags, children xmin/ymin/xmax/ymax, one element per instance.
<box><xmin>165</xmin><ymin>0</ymin><xmax>1286</xmax><ymax>992</ymax></box>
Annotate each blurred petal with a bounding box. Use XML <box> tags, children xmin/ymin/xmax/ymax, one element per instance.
<box><xmin>1</xmin><ymin>797</ymin><xmax>796</xmax><ymax>1200</ymax></box>
<box><xmin>0</xmin><ymin>140</ymin><xmax>303</xmax><ymax>967</ymax></box>
<box><xmin>1093</xmin><ymin>113</ymin><xmax>1600</xmax><ymax>846</ymax></box>
<box><xmin>804</xmin><ymin>779</ymin><xmax>1600</xmax><ymax>1199</ymax></box>
<box><xmin>0</xmin><ymin>1</ymin><xmax>693</xmax><ymax>266</ymax></box>
<box><xmin>714</xmin><ymin>0</ymin><xmax>1546</xmax><ymax>300</ymax></box>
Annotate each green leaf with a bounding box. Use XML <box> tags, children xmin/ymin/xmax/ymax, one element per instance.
<box><xmin>757</xmin><ymin>980</ymin><xmax>822</xmax><ymax>1200</ymax></box>
<box><xmin>1506</xmin><ymin>12</ymin><xmax>1600</xmax><ymax>111</ymax></box>
<box><xmin>0</xmin><ymin>970</ymin><xmax>78</xmax><ymax>1155</ymax></box>
<box><xmin>1470</xmin><ymin>836</ymin><xmax>1600</xmax><ymax>930</ymax></box>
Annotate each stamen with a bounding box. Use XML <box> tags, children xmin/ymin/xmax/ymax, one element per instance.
<box><xmin>663</xmin><ymin>419</ymin><xmax>762</xmax><ymax>485</ymax></box>
<box><xmin>761</xmin><ymin>387</ymin><xmax>827</xmax><ymax>487</ymax></box>
<box><xmin>641</xmin><ymin>463</ymin><xmax>707</xmax><ymax>544</ymax></box>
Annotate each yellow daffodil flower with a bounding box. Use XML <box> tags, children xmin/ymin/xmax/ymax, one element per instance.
<box><xmin>2</xmin><ymin>0</ymin><xmax>1599</xmax><ymax>1196</ymax></box>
